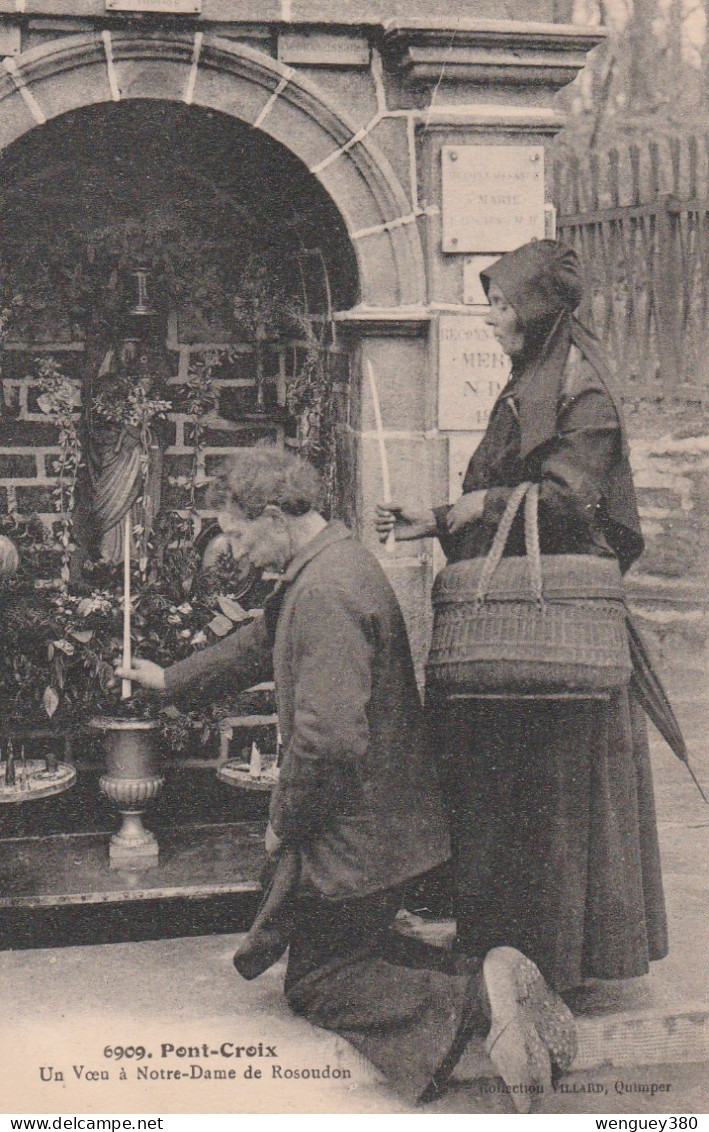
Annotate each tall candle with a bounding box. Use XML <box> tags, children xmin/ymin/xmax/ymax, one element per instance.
<box><xmin>122</xmin><ymin>512</ymin><xmax>132</xmax><ymax>700</ymax></box>
<box><xmin>366</xmin><ymin>360</ymin><xmax>396</xmax><ymax>554</ymax></box>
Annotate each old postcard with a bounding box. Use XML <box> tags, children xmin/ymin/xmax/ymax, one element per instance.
<box><xmin>0</xmin><ymin>0</ymin><xmax>707</xmax><ymax>1118</ymax></box>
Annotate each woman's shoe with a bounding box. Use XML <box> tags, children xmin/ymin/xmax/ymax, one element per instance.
<box><xmin>483</xmin><ymin>946</ymin><xmax>576</xmax><ymax>1113</ymax></box>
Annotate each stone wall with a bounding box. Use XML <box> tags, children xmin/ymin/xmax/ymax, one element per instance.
<box><xmin>0</xmin><ymin>7</ymin><xmax>606</xmax><ymax>679</ymax></box>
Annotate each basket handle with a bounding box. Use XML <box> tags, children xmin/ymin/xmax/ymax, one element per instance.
<box><xmin>524</xmin><ymin>483</ymin><xmax>544</xmax><ymax>605</ymax></box>
<box><xmin>474</xmin><ymin>481</ymin><xmax>544</xmax><ymax>606</ymax></box>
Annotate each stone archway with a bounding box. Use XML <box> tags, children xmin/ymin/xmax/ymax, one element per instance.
<box><xmin>0</xmin><ymin>31</ymin><xmax>427</xmax><ymax>309</ymax></box>
<box><xmin>0</xmin><ymin>28</ymin><xmax>436</xmax><ymax>667</ymax></box>
<box><xmin>0</xmin><ymin>95</ymin><xmax>367</xmax><ymax>554</ymax></box>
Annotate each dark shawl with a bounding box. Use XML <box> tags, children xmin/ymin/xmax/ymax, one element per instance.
<box><xmin>480</xmin><ymin>240</ymin><xmax>644</xmax><ymax>574</ymax></box>
<box><xmin>479</xmin><ymin>243</ymin><xmax>689</xmax><ymax>774</ymax></box>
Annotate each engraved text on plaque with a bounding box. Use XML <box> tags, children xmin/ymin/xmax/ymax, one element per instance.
<box><xmin>438</xmin><ymin>314</ymin><xmax>511</xmax><ymax>432</ymax></box>
<box><xmin>441</xmin><ymin>145</ymin><xmax>545</xmax><ymax>254</ymax></box>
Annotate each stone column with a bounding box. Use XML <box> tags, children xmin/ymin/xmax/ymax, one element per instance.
<box><xmin>336</xmin><ymin>309</ymin><xmax>445</xmax><ymax>675</ymax></box>
<box><xmin>340</xmin><ymin>17</ymin><xmax>605</xmax><ymax>669</ymax></box>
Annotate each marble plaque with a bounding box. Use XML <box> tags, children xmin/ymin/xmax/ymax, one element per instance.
<box><xmin>442</xmin><ymin>145</ymin><xmax>545</xmax><ymax>253</ymax></box>
<box><xmin>438</xmin><ymin>313</ymin><xmax>511</xmax><ymax>431</ymax></box>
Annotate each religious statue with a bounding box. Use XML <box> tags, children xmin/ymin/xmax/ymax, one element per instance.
<box><xmin>65</xmin><ymin>267</ymin><xmax>170</xmax><ymax>579</ymax></box>
<box><xmin>71</xmin><ymin>332</ymin><xmax>170</xmax><ymax>580</ymax></box>
<box><xmin>88</xmin><ymin>338</ymin><xmax>165</xmax><ymax>562</ymax></box>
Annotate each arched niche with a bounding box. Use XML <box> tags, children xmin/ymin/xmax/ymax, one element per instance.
<box><xmin>0</xmin><ymin>31</ymin><xmax>427</xmax><ymax>308</ymax></box>
<box><xmin>0</xmin><ymin>98</ymin><xmax>368</xmax><ymax>570</ymax></box>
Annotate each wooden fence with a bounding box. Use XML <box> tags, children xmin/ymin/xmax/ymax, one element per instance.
<box><xmin>551</xmin><ymin>137</ymin><xmax>709</xmax><ymax>397</ymax></box>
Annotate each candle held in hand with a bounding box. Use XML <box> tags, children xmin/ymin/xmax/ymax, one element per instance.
<box><xmin>366</xmin><ymin>360</ymin><xmax>396</xmax><ymax>555</ymax></box>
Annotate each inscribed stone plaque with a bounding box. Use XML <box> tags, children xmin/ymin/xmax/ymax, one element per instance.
<box><xmin>442</xmin><ymin>145</ymin><xmax>545</xmax><ymax>253</ymax></box>
<box><xmin>438</xmin><ymin>314</ymin><xmax>511</xmax><ymax>431</ymax></box>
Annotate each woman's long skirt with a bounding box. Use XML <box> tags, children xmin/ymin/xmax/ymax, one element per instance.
<box><xmin>438</xmin><ymin>689</ymin><xmax>668</xmax><ymax>991</ymax></box>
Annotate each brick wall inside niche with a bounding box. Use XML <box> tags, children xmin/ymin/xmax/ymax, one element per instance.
<box><xmin>164</xmin><ymin>338</ymin><xmax>287</xmax><ymax>520</ymax></box>
<box><xmin>0</xmin><ymin>336</ymin><xmax>288</xmax><ymax>770</ymax></box>
<box><xmin>0</xmin><ymin>338</ymin><xmax>291</xmax><ymax>547</ymax></box>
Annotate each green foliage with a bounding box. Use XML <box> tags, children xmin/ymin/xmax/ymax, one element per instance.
<box><xmin>35</xmin><ymin>357</ymin><xmax>82</xmax><ymax>587</ymax></box>
<box><xmin>92</xmin><ymin>373</ymin><xmax>172</xmax><ymax>434</ymax></box>
<box><xmin>231</xmin><ymin>252</ymin><xmax>291</xmax><ymax>340</ymax></box>
<box><xmin>0</xmin><ymin>244</ymin><xmax>337</xmax><ymax>748</ymax></box>
<box><xmin>0</xmin><ymin>348</ymin><xmax>266</xmax><ymax>750</ymax></box>
<box><xmin>182</xmin><ymin>352</ymin><xmax>221</xmax><ymax>512</ymax></box>
<box><xmin>0</xmin><ymin>512</ymin><xmax>263</xmax><ymax>746</ymax></box>
<box><xmin>284</xmin><ymin>303</ymin><xmax>339</xmax><ymax>513</ymax></box>
<box><xmin>0</xmin><ymin>211</ymin><xmax>239</xmax><ymax>344</ymax></box>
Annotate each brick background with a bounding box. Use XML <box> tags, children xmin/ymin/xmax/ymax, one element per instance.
<box><xmin>0</xmin><ymin>344</ymin><xmax>287</xmax><ymax>547</ymax></box>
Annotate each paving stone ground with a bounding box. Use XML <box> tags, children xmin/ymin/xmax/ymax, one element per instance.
<box><xmin>1</xmin><ymin>664</ymin><xmax>706</xmax><ymax>1115</ymax></box>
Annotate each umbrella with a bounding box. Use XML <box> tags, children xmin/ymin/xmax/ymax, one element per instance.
<box><xmin>626</xmin><ymin>610</ymin><xmax>708</xmax><ymax>805</ymax></box>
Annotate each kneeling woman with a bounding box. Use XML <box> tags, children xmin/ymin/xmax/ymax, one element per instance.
<box><xmin>377</xmin><ymin>240</ymin><xmax>668</xmax><ymax>992</ymax></box>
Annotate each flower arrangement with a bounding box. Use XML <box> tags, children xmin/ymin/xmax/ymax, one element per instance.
<box><xmin>0</xmin><ymin>240</ymin><xmax>340</xmax><ymax>751</ymax></box>
<box><xmin>0</xmin><ymin>347</ymin><xmax>265</xmax><ymax>752</ymax></box>
<box><xmin>0</xmin><ymin>507</ymin><xmax>264</xmax><ymax>750</ymax></box>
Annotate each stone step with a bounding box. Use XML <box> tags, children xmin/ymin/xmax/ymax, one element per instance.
<box><xmin>574</xmin><ymin>1009</ymin><xmax>709</xmax><ymax>1071</ymax></box>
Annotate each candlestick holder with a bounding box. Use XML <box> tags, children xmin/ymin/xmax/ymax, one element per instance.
<box><xmin>0</xmin><ymin>753</ymin><xmax>76</xmax><ymax>804</ymax></box>
<box><xmin>127</xmin><ymin>267</ymin><xmax>155</xmax><ymax>319</ymax></box>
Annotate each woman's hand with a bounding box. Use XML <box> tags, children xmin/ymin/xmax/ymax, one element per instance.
<box><xmin>115</xmin><ymin>658</ymin><xmax>166</xmax><ymax>692</ymax></box>
<box><xmin>375</xmin><ymin>502</ymin><xmax>437</xmax><ymax>542</ymax></box>
<box><xmin>446</xmin><ymin>491</ymin><xmax>487</xmax><ymax>535</ymax></box>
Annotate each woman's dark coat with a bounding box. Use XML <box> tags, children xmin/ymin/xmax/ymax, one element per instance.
<box><xmin>431</xmin><ymin>241</ymin><xmax>668</xmax><ymax>990</ymax></box>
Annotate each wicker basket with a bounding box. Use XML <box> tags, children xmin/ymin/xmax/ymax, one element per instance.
<box><xmin>426</xmin><ymin>481</ymin><xmax>632</xmax><ymax>696</ymax></box>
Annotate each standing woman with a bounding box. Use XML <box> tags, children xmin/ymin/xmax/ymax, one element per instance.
<box><xmin>377</xmin><ymin>240</ymin><xmax>668</xmax><ymax>993</ymax></box>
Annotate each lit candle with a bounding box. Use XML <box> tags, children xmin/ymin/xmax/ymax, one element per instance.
<box><xmin>122</xmin><ymin>512</ymin><xmax>132</xmax><ymax>700</ymax></box>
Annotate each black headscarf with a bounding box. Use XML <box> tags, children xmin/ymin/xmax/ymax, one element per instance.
<box><xmin>480</xmin><ymin>240</ymin><xmax>644</xmax><ymax>573</ymax></box>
